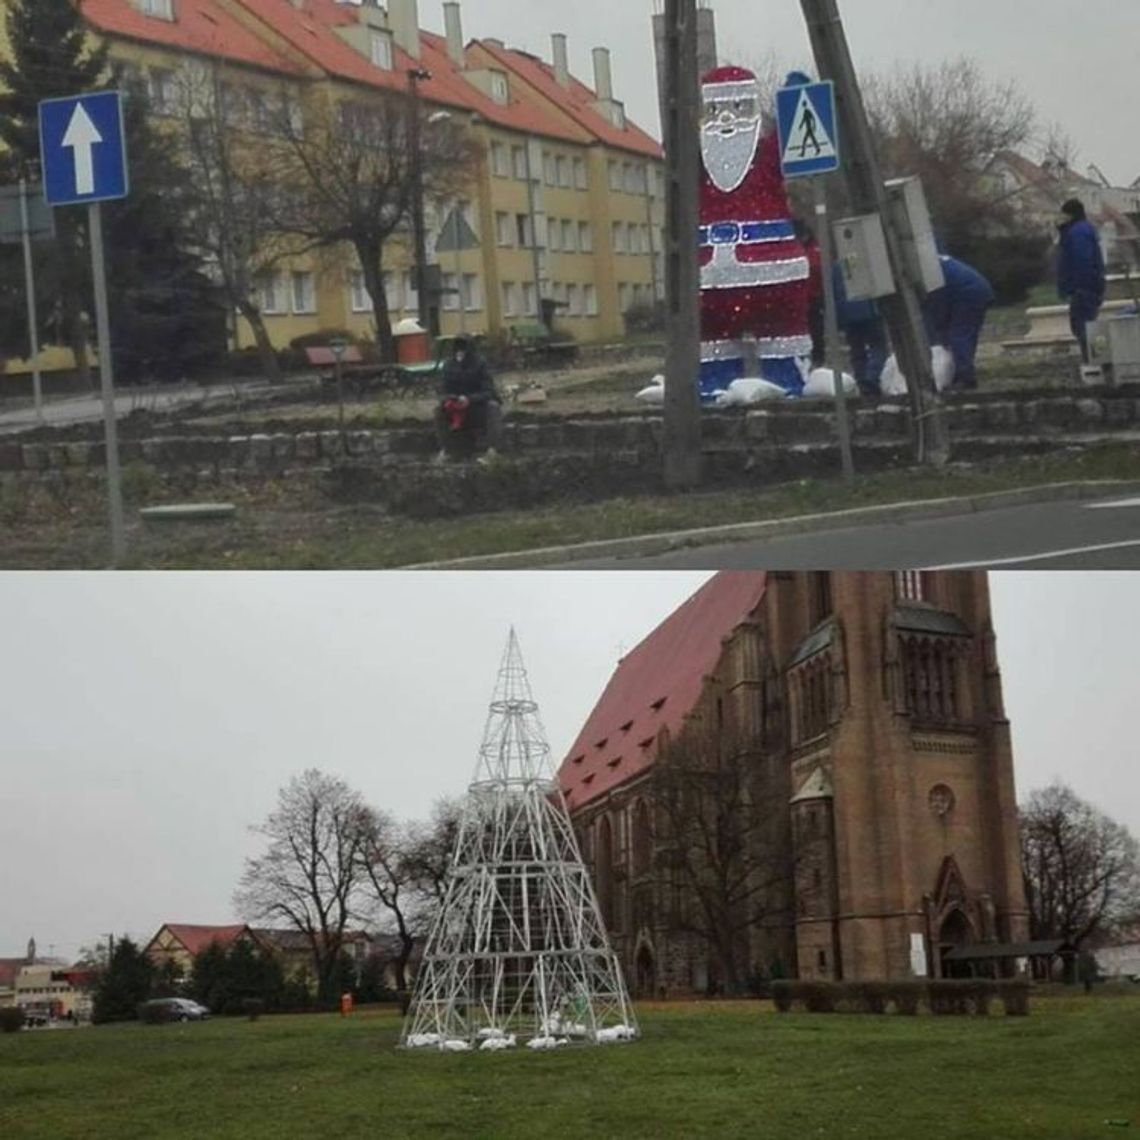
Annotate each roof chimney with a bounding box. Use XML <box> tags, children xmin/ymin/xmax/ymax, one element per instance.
<box><xmin>592</xmin><ymin>46</ymin><xmax>613</xmax><ymax>102</ymax></box>
<box><xmin>388</xmin><ymin>0</ymin><xmax>421</xmax><ymax>60</ymax></box>
<box><xmin>552</xmin><ymin>33</ymin><xmax>570</xmax><ymax>88</ymax></box>
<box><xmin>443</xmin><ymin>2</ymin><xmax>464</xmax><ymax>67</ymax></box>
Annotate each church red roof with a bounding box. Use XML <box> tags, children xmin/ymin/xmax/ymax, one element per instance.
<box><xmin>559</xmin><ymin>573</ymin><xmax>768</xmax><ymax>810</ymax></box>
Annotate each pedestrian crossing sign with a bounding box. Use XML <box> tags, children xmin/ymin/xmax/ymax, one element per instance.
<box><xmin>777</xmin><ymin>80</ymin><xmax>840</xmax><ymax>179</ymax></box>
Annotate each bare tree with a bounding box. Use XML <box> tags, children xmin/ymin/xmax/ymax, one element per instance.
<box><xmin>650</xmin><ymin>719</ymin><xmax>794</xmax><ymax>995</ymax></box>
<box><xmin>270</xmin><ymin>89</ymin><xmax>480</xmax><ymax>361</ymax></box>
<box><xmin>401</xmin><ymin>797</ymin><xmax>463</xmax><ymax>906</ymax></box>
<box><xmin>173</xmin><ymin>63</ymin><xmax>306</xmax><ymax>382</ymax></box>
<box><xmin>235</xmin><ymin>769</ymin><xmax>371</xmax><ymax>1001</ymax></box>
<box><xmin>1020</xmin><ymin>783</ymin><xmax>1140</xmax><ymax>949</ymax></box>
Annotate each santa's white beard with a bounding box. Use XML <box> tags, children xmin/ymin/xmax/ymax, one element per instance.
<box><xmin>701</xmin><ymin>120</ymin><xmax>761</xmax><ymax>194</ymax></box>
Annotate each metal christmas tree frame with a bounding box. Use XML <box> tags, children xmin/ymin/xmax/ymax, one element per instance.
<box><xmin>402</xmin><ymin>630</ymin><xmax>637</xmax><ymax>1052</ymax></box>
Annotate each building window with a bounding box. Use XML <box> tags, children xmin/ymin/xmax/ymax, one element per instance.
<box><xmin>441</xmin><ymin>272</ymin><xmax>460</xmax><ymax>311</ymax></box>
<box><xmin>349</xmin><ymin>272</ymin><xmax>369</xmax><ymax>313</ymax></box>
<box><xmin>561</xmin><ymin>219</ymin><xmax>576</xmax><ymax>252</ymax></box>
<box><xmin>796</xmin><ymin>658</ymin><xmax>832</xmax><ymax>742</ymax></box>
<box><xmin>584</xmin><ymin>284</ymin><xmax>598</xmax><ymax>316</ymax></box>
<box><xmin>618</xmin><ymin>282</ymin><xmax>631</xmax><ymax>313</ymax></box>
<box><xmin>896</xmin><ymin>572</ymin><xmax>925</xmax><ymax>602</ymax></box>
<box><xmin>556</xmin><ymin>155</ymin><xmax>570</xmax><ymax>188</ymax></box>
<box><xmin>291</xmin><ymin>271</ymin><xmax>316</xmax><ymax>315</ymax></box>
<box><xmin>501</xmin><ymin>281</ymin><xmax>519</xmax><ymax>317</ymax></box>
<box><xmin>818</xmin><ymin>949</ymin><xmax>827</xmax><ymax>970</ymax></box>
<box><xmin>573</xmin><ymin>156</ymin><xmax>588</xmax><ymax>190</ymax></box>
<box><xmin>901</xmin><ymin>637</ymin><xmax>960</xmax><ymax>722</ymax></box>
<box><xmin>490</xmin><ymin>71</ymin><xmax>509</xmax><ymax>105</ymax></box>
<box><xmin>809</xmin><ymin>572</ymin><xmax>832</xmax><ymax>625</ymax></box>
<box><xmin>146</xmin><ymin>68</ymin><xmax>178</xmax><ymax>115</ymax></box>
<box><xmin>491</xmin><ymin>142</ymin><xmax>509</xmax><ymax>178</ymax></box>
<box><xmin>494</xmin><ymin>211</ymin><xmax>513</xmax><ymax>247</ymax></box>
<box><xmin>623</xmin><ymin>162</ymin><xmax>638</xmax><ymax>193</ymax></box>
<box><xmin>140</xmin><ymin>0</ymin><xmax>175</xmax><ymax>19</ymax></box>
<box><xmin>567</xmin><ymin>283</ymin><xmax>581</xmax><ymax>316</ymax></box>
<box><xmin>403</xmin><ymin>271</ymin><xmax>418</xmax><ymax>315</ymax></box>
<box><xmin>612</xmin><ymin>222</ymin><xmax>627</xmax><ymax>254</ymax></box>
<box><xmin>511</xmin><ymin>146</ymin><xmax>528</xmax><ymax>180</ymax></box>
<box><xmin>370</xmin><ymin>31</ymin><xmax>393</xmax><ymax>71</ymax></box>
<box><xmin>461</xmin><ymin>274</ymin><xmax>482</xmax><ymax>312</ymax></box>
<box><xmin>515</xmin><ymin>213</ymin><xmax>533</xmax><ymax>248</ymax></box>
<box><xmin>543</xmin><ymin>151</ymin><xmax>556</xmax><ymax>186</ymax></box>
<box><xmin>548</xmin><ymin>220</ymin><xmax>561</xmax><ymax>252</ymax></box>
<box><xmin>608</xmin><ymin>160</ymin><xmax>622</xmax><ymax>192</ymax></box>
<box><xmin>578</xmin><ymin>221</ymin><xmax>593</xmax><ymax>253</ymax></box>
<box><xmin>522</xmin><ymin>281</ymin><xmax>538</xmax><ymax>317</ymax></box>
<box><xmin>256</xmin><ymin>272</ymin><xmax>287</xmax><ymax>315</ymax></box>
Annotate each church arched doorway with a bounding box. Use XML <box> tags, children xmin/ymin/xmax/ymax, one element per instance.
<box><xmin>939</xmin><ymin>908</ymin><xmax>974</xmax><ymax>978</ymax></box>
<box><xmin>635</xmin><ymin>943</ymin><xmax>656</xmax><ymax>998</ymax></box>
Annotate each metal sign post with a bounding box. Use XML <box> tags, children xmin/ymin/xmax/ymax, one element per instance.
<box><xmin>39</xmin><ymin>90</ymin><xmax>130</xmax><ymax>566</ymax></box>
<box><xmin>814</xmin><ymin>180</ymin><xmax>855</xmax><ymax>486</ymax></box>
<box><xmin>18</xmin><ymin>181</ymin><xmax>45</xmax><ymax>424</ymax></box>
<box><xmin>778</xmin><ymin>78</ymin><xmax>855</xmax><ymax>484</ymax></box>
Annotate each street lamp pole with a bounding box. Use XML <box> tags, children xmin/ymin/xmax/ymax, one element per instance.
<box><xmin>407</xmin><ymin>67</ymin><xmax>435</xmax><ymax>339</ymax></box>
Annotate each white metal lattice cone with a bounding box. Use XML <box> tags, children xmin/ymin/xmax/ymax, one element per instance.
<box><xmin>402</xmin><ymin>630</ymin><xmax>638</xmax><ymax>1051</ymax></box>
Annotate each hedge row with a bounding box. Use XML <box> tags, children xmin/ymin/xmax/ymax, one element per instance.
<box><xmin>771</xmin><ymin>979</ymin><xmax>1030</xmax><ymax>1016</ymax></box>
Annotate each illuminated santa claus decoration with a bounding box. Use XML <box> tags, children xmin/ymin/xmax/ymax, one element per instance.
<box><xmin>699</xmin><ymin>65</ymin><xmax>812</xmax><ymax>398</ymax></box>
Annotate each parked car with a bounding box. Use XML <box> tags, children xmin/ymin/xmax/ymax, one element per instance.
<box><xmin>140</xmin><ymin>998</ymin><xmax>209</xmax><ymax>1023</ymax></box>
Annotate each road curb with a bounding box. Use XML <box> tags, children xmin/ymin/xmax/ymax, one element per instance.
<box><xmin>404</xmin><ymin>480</ymin><xmax>1140</xmax><ymax>570</ymax></box>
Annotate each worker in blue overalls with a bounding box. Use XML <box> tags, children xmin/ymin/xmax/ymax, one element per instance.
<box><xmin>923</xmin><ymin>255</ymin><xmax>996</xmax><ymax>390</ymax></box>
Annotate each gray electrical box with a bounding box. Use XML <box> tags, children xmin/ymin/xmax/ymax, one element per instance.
<box><xmin>884</xmin><ymin>176</ymin><xmax>944</xmax><ymax>295</ymax></box>
<box><xmin>833</xmin><ymin>212</ymin><xmax>895</xmax><ymax>300</ymax></box>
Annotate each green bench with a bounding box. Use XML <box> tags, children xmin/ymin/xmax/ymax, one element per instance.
<box><xmin>508</xmin><ymin>321</ymin><xmax>579</xmax><ymax>367</ymax></box>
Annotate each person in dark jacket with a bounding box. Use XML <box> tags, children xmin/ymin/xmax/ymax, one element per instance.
<box><xmin>922</xmin><ymin>255</ymin><xmax>996</xmax><ymax>389</ymax></box>
<box><xmin>1057</xmin><ymin>198</ymin><xmax>1107</xmax><ymax>363</ymax></box>
<box><xmin>833</xmin><ymin>263</ymin><xmax>889</xmax><ymax>396</ymax></box>
<box><xmin>436</xmin><ymin>336</ymin><xmax>500</xmax><ymax>460</ymax></box>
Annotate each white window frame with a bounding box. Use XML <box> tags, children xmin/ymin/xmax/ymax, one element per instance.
<box><xmin>561</xmin><ymin>219</ymin><xmax>576</xmax><ymax>252</ymax></box>
<box><xmin>258</xmin><ymin>272</ymin><xmax>287</xmax><ymax>316</ymax></box>
<box><xmin>566</xmin><ymin>283</ymin><xmax>581</xmax><ymax>316</ymax></box>
<box><xmin>522</xmin><ymin>281</ymin><xmax>538</xmax><ymax>317</ymax></box>
<box><xmin>291</xmin><ymin>271</ymin><xmax>316</xmax><ymax>315</ymax></box>
<box><xmin>612</xmin><ymin>221</ymin><xmax>626</xmax><ymax>254</ymax></box>
<box><xmin>573</xmin><ymin>157</ymin><xmax>588</xmax><ymax>190</ymax></box>
<box><xmin>502</xmin><ymin>281</ymin><xmax>519</xmax><ymax>318</ymax></box>
<box><xmin>140</xmin><ymin>0</ymin><xmax>175</xmax><ymax>20</ymax></box>
<box><xmin>578</xmin><ymin>221</ymin><xmax>593</xmax><ymax>253</ymax></box>
<box><xmin>584</xmin><ymin>284</ymin><xmax>598</xmax><ymax>316</ymax></box>
<box><xmin>370</xmin><ymin>31</ymin><xmax>393</xmax><ymax>71</ymax></box>
<box><xmin>490</xmin><ymin>71</ymin><xmax>509</xmax><ymax>105</ymax></box>
<box><xmin>495</xmin><ymin>211</ymin><xmax>513</xmax><ymax>248</ymax></box>
<box><xmin>349</xmin><ymin>272</ymin><xmax>370</xmax><ymax>314</ymax></box>
<box><xmin>491</xmin><ymin>142</ymin><xmax>510</xmax><ymax>178</ymax></box>
<box><xmin>462</xmin><ymin>274</ymin><xmax>483</xmax><ymax>312</ymax></box>
<box><xmin>512</xmin><ymin>146</ymin><xmax>528</xmax><ymax>180</ymax></box>
<box><xmin>441</xmin><ymin>272</ymin><xmax>460</xmax><ymax>312</ymax></box>
<box><xmin>548</xmin><ymin>221</ymin><xmax>561</xmax><ymax>253</ymax></box>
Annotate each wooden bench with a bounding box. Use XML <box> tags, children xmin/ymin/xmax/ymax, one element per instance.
<box><xmin>304</xmin><ymin>345</ymin><xmax>419</xmax><ymax>399</ymax></box>
<box><xmin>508</xmin><ymin>321</ymin><xmax>579</xmax><ymax>367</ymax></box>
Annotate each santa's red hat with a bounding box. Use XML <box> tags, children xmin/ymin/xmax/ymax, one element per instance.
<box><xmin>702</xmin><ymin>65</ymin><xmax>758</xmax><ymax>86</ymax></box>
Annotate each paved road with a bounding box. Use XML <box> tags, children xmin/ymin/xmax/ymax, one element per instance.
<box><xmin>563</xmin><ymin>494</ymin><xmax>1140</xmax><ymax>570</ymax></box>
<box><xmin>0</xmin><ymin>379</ymin><xmax>275</xmax><ymax>435</ymax></box>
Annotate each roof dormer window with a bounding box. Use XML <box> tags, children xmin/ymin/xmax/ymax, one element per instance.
<box><xmin>139</xmin><ymin>0</ymin><xmax>175</xmax><ymax>20</ymax></box>
<box><xmin>489</xmin><ymin>71</ymin><xmax>509</xmax><ymax>105</ymax></box>
<box><xmin>370</xmin><ymin>30</ymin><xmax>393</xmax><ymax>71</ymax></box>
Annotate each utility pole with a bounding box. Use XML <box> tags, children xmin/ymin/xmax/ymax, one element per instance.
<box><xmin>799</xmin><ymin>0</ymin><xmax>949</xmax><ymax>468</ymax></box>
<box><xmin>660</xmin><ymin>0</ymin><xmax>702</xmax><ymax>490</ymax></box>
<box><xmin>407</xmin><ymin>67</ymin><xmax>436</xmax><ymax>341</ymax></box>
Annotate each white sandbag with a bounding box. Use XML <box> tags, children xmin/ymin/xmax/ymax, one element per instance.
<box><xmin>595</xmin><ymin>1024</ymin><xmax>637</xmax><ymax>1043</ymax></box>
<box><xmin>526</xmin><ymin>1036</ymin><xmax>569</xmax><ymax>1050</ymax></box>
<box><xmin>441</xmin><ymin>1039</ymin><xmax>471</xmax><ymax>1052</ymax></box>
<box><xmin>803</xmin><ymin>368</ymin><xmax>858</xmax><ymax>398</ymax></box>
<box><xmin>405</xmin><ymin>1033</ymin><xmax>441</xmax><ymax>1048</ymax></box>
<box><xmin>716</xmin><ymin>377</ymin><xmax>789</xmax><ymax>407</ymax></box>
<box><xmin>479</xmin><ymin>1035</ymin><xmax>517</xmax><ymax>1051</ymax></box>
<box><xmin>635</xmin><ymin>374</ymin><xmax>666</xmax><ymax>405</ymax></box>
<box><xmin>880</xmin><ymin>348</ymin><xmax>957</xmax><ymax>396</ymax></box>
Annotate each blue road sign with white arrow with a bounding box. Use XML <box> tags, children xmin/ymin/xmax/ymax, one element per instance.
<box><xmin>38</xmin><ymin>91</ymin><xmax>129</xmax><ymax>207</ymax></box>
<box><xmin>776</xmin><ymin>80</ymin><xmax>840</xmax><ymax>179</ymax></box>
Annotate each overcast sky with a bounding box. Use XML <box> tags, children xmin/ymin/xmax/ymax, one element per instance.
<box><xmin>423</xmin><ymin>0</ymin><xmax>1140</xmax><ymax>186</ymax></box>
<box><xmin>1</xmin><ymin>570</ymin><xmax>1136</xmax><ymax>963</ymax></box>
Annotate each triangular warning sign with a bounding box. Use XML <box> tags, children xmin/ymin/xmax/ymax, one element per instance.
<box><xmin>782</xmin><ymin>87</ymin><xmax>837</xmax><ymax>167</ymax></box>
<box><xmin>435</xmin><ymin>208</ymin><xmax>481</xmax><ymax>254</ymax></box>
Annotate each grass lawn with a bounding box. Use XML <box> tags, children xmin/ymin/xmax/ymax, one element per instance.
<box><xmin>1</xmin><ymin>994</ymin><xmax>1137</xmax><ymax>1139</ymax></box>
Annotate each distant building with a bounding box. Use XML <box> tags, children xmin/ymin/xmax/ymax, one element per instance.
<box><xmin>1093</xmin><ymin>921</ymin><xmax>1140</xmax><ymax>981</ymax></box>
<box><xmin>0</xmin><ymin>938</ymin><xmax>93</xmax><ymax>1019</ymax></box>
<box><xmin>560</xmin><ymin>572</ymin><xmax>1029</xmax><ymax>995</ymax></box>
<box><xmin>144</xmin><ymin>923</ymin><xmax>258</xmax><ymax>977</ymax></box>
<box><xmin>985</xmin><ymin>150</ymin><xmax>1140</xmax><ymax>271</ymax></box>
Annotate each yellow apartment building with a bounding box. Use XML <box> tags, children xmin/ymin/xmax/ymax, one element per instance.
<box><xmin>0</xmin><ymin>0</ymin><xmax>665</xmax><ymax>376</ymax></box>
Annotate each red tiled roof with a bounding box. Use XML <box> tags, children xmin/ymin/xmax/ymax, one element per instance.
<box><xmin>230</xmin><ymin>0</ymin><xmax>585</xmax><ymax>143</ymax></box>
<box><xmin>558</xmin><ymin>573</ymin><xmax>767</xmax><ymax>810</ymax></box>
<box><xmin>475</xmin><ymin>39</ymin><xmax>662</xmax><ymax>159</ymax></box>
<box><xmin>155</xmin><ymin>924</ymin><xmax>251</xmax><ymax>956</ymax></box>
<box><xmin>81</xmin><ymin>0</ymin><xmax>304</xmax><ymax>76</ymax></box>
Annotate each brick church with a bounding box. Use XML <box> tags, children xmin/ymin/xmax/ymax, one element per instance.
<box><xmin>558</xmin><ymin>572</ymin><xmax>1029</xmax><ymax>996</ymax></box>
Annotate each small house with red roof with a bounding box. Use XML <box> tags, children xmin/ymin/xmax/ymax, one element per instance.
<box><xmin>560</xmin><ymin>571</ymin><xmax>1029</xmax><ymax>996</ymax></box>
<box><xmin>145</xmin><ymin>923</ymin><xmax>258</xmax><ymax>975</ymax></box>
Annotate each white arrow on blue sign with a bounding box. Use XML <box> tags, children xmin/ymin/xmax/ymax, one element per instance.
<box><xmin>776</xmin><ymin>80</ymin><xmax>841</xmax><ymax>179</ymax></box>
<box><xmin>38</xmin><ymin>91</ymin><xmax>130</xmax><ymax>207</ymax></box>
